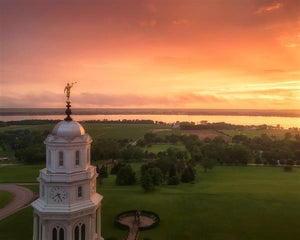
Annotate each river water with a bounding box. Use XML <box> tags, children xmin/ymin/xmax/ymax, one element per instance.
<box><xmin>1</xmin><ymin>114</ymin><xmax>299</xmax><ymax>129</ymax></box>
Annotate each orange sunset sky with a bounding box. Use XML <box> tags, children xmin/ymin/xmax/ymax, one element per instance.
<box><xmin>0</xmin><ymin>0</ymin><xmax>299</xmax><ymax>109</ymax></box>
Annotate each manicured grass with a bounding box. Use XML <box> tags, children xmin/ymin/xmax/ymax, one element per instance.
<box><xmin>142</xmin><ymin>143</ymin><xmax>186</xmax><ymax>153</ymax></box>
<box><xmin>99</xmin><ymin>165</ymin><xmax>300</xmax><ymax>240</ymax></box>
<box><xmin>221</xmin><ymin>129</ymin><xmax>295</xmax><ymax>139</ymax></box>
<box><xmin>1</xmin><ymin>165</ymin><xmax>300</xmax><ymax>240</ymax></box>
<box><xmin>82</xmin><ymin>123</ymin><xmax>174</xmax><ymax>140</ymax></box>
<box><xmin>0</xmin><ymin>206</ymin><xmax>33</xmax><ymax>240</ymax></box>
<box><xmin>0</xmin><ymin>165</ymin><xmax>44</xmax><ymax>183</ymax></box>
<box><xmin>0</xmin><ymin>190</ymin><xmax>14</xmax><ymax>209</ymax></box>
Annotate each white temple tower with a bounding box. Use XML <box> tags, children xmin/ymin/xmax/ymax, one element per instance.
<box><xmin>32</xmin><ymin>86</ymin><xmax>103</xmax><ymax>240</ymax></box>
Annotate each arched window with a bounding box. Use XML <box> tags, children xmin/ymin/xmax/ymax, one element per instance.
<box><xmin>52</xmin><ymin>226</ymin><xmax>64</xmax><ymax>240</ymax></box>
<box><xmin>75</xmin><ymin>151</ymin><xmax>80</xmax><ymax>166</ymax></box>
<box><xmin>81</xmin><ymin>224</ymin><xmax>85</xmax><ymax>240</ymax></box>
<box><xmin>52</xmin><ymin>228</ymin><xmax>57</xmax><ymax>240</ymax></box>
<box><xmin>59</xmin><ymin>228</ymin><xmax>64</xmax><ymax>240</ymax></box>
<box><xmin>74</xmin><ymin>223</ymin><xmax>85</xmax><ymax>240</ymax></box>
<box><xmin>78</xmin><ymin>186</ymin><xmax>82</xmax><ymax>198</ymax></box>
<box><xmin>74</xmin><ymin>226</ymin><xmax>79</xmax><ymax>240</ymax></box>
<box><xmin>59</xmin><ymin>151</ymin><xmax>64</xmax><ymax>166</ymax></box>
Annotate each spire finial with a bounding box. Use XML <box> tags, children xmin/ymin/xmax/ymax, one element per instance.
<box><xmin>64</xmin><ymin>82</ymin><xmax>77</xmax><ymax>121</ymax></box>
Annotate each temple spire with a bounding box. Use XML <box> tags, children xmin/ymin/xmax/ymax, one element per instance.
<box><xmin>64</xmin><ymin>82</ymin><xmax>77</xmax><ymax>121</ymax></box>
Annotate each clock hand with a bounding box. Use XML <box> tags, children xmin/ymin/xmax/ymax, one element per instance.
<box><xmin>57</xmin><ymin>193</ymin><xmax>62</xmax><ymax>201</ymax></box>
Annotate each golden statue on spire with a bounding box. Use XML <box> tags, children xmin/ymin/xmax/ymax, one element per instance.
<box><xmin>64</xmin><ymin>82</ymin><xmax>77</xmax><ymax>103</ymax></box>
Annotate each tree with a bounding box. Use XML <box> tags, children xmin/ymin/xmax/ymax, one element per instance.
<box><xmin>190</xmin><ymin>146</ymin><xmax>203</xmax><ymax>162</ymax></box>
<box><xmin>201</xmin><ymin>157</ymin><xmax>215</xmax><ymax>172</ymax></box>
<box><xmin>228</xmin><ymin>144</ymin><xmax>253</xmax><ymax>165</ymax></box>
<box><xmin>141</xmin><ymin>172</ymin><xmax>154</xmax><ymax>192</ymax></box>
<box><xmin>116</xmin><ymin>165</ymin><xmax>136</xmax><ymax>185</ymax></box>
<box><xmin>176</xmin><ymin>160</ymin><xmax>186</xmax><ymax>174</ymax></box>
<box><xmin>110</xmin><ymin>162</ymin><xmax>125</xmax><ymax>175</ymax></box>
<box><xmin>168</xmin><ymin>175</ymin><xmax>180</xmax><ymax>185</ymax></box>
<box><xmin>91</xmin><ymin>138</ymin><xmax>120</xmax><ymax>161</ymax></box>
<box><xmin>147</xmin><ymin>167</ymin><xmax>163</xmax><ymax>186</ymax></box>
<box><xmin>120</xmin><ymin>146</ymin><xmax>144</xmax><ymax>162</ymax></box>
<box><xmin>156</xmin><ymin>157</ymin><xmax>172</xmax><ymax>176</ymax></box>
<box><xmin>98</xmin><ymin>164</ymin><xmax>108</xmax><ymax>178</ymax></box>
<box><xmin>232</xmin><ymin>134</ymin><xmax>249</xmax><ymax>144</ymax></box>
<box><xmin>285</xmin><ymin>132</ymin><xmax>292</xmax><ymax>140</ymax></box>
<box><xmin>144</xmin><ymin>132</ymin><xmax>157</xmax><ymax>145</ymax></box>
<box><xmin>168</xmin><ymin>164</ymin><xmax>177</xmax><ymax>178</ymax></box>
<box><xmin>181</xmin><ymin>166</ymin><xmax>195</xmax><ymax>183</ymax></box>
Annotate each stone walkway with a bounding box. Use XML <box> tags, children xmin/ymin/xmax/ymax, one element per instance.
<box><xmin>0</xmin><ymin>184</ymin><xmax>36</xmax><ymax>220</ymax></box>
<box><xmin>118</xmin><ymin>215</ymin><xmax>155</xmax><ymax>240</ymax></box>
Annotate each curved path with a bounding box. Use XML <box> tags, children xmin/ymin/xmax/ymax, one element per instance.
<box><xmin>0</xmin><ymin>184</ymin><xmax>36</xmax><ymax>220</ymax></box>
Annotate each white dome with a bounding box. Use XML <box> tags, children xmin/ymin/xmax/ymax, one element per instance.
<box><xmin>52</xmin><ymin>120</ymin><xmax>85</xmax><ymax>137</ymax></box>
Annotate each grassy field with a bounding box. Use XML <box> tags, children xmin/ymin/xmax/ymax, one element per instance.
<box><xmin>0</xmin><ymin>123</ymin><xmax>176</xmax><ymax>141</ymax></box>
<box><xmin>83</xmin><ymin>123</ymin><xmax>176</xmax><ymax>140</ymax></box>
<box><xmin>221</xmin><ymin>129</ymin><xmax>296</xmax><ymax>139</ymax></box>
<box><xmin>0</xmin><ymin>190</ymin><xmax>14</xmax><ymax>209</ymax></box>
<box><xmin>181</xmin><ymin>129</ymin><xmax>231</xmax><ymax>141</ymax></box>
<box><xmin>0</xmin><ymin>165</ymin><xmax>43</xmax><ymax>183</ymax></box>
<box><xmin>142</xmin><ymin>143</ymin><xmax>186</xmax><ymax>153</ymax></box>
<box><xmin>1</xmin><ymin>165</ymin><xmax>300</xmax><ymax>240</ymax></box>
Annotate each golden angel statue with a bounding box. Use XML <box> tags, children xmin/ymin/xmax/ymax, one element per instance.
<box><xmin>64</xmin><ymin>82</ymin><xmax>77</xmax><ymax>103</ymax></box>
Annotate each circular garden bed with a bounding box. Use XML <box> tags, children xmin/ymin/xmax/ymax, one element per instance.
<box><xmin>115</xmin><ymin>210</ymin><xmax>160</xmax><ymax>231</ymax></box>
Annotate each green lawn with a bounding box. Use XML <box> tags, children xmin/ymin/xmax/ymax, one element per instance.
<box><xmin>143</xmin><ymin>143</ymin><xmax>186</xmax><ymax>153</ymax></box>
<box><xmin>0</xmin><ymin>165</ymin><xmax>43</xmax><ymax>183</ymax></box>
<box><xmin>0</xmin><ymin>123</ymin><xmax>176</xmax><ymax>141</ymax></box>
<box><xmin>1</xmin><ymin>165</ymin><xmax>300</xmax><ymax>240</ymax></box>
<box><xmin>0</xmin><ymin>190</ymin><xmax>14</xmax><ymax>209</ymax></box>
<box><xmin>82</xmin><ymin>123</ymin><xmax>175</xmax><ymax>140</ymax></box>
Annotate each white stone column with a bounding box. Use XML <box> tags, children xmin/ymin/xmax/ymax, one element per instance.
<box><xmin>39</xmin><ymin>221</ymin><xmax>42</xmax><ymax>240</ymax></box>
<box><xmin>42</xmin><ymin>223</ymin><xmax>46</xmax><ymax>240</ymax></box>
<box><xmin>33</xmin><ymin>214</ymin><xmax>38</xmax><ymax>240</ymax></box>
<box><xmin>97</xmin><ymin>207</ymin><xmax>101</xmax><ymax>237</ymax></box>
<box><xmin>67</xmin><ymin>224</ymin><xmax>72</xmax><ymax>240</ymax></box>
<box><xmin>91</xmin><ymin>215</ymin><xmax>96</xmax><ymax>240</ymax></box>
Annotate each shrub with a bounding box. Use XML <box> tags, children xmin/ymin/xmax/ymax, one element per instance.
<box><xmin>116</xmin><ymin>165</ymin><xmax>136</xmax><ymax>185</ymax></box>
<box><xmin>147</xmin><ymin>167</ymin><xmax>163</xmax><ymax>186</ymax></box>
<box><xmin>141</xmin><ymin>172</ymin><xmax>154</xmax><ymax>192</ymax></box>
<box><xmin>111</xmin><ymin>162</ymin><xmax>125</xmax><ymax>175</ymax></box>
<box><xmin>201</xmin><ymin>157</ymin><xmax>215</xmax><ymax>172</ymax></box>
<box><xmin>168</xmin><ymin>175</ymin><xmax>180</xmax><ymax>185</ymax></box>
<box><xmin>181</xmin><ymin>166</ymin><xmax>195</xmax><ymax>183</ymax></box>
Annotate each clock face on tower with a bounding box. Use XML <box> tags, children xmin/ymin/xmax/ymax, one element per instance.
<box><xmin>50</xmin><ymin>187</ymin><xmax>67</xmax><ymax>203</ymax></box>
